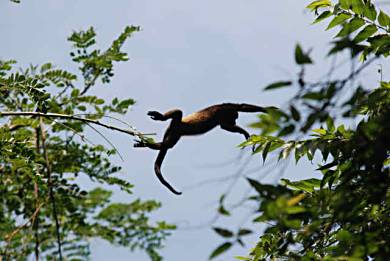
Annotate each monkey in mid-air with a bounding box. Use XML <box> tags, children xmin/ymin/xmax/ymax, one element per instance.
<box><xmin>134</xmin><ymin>103</ymin><xmax>275</xmax><ymax>195</ymax></box>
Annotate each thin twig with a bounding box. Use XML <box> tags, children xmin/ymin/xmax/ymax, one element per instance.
<box><xmin>54</xmin><ymin>82</ymin><xmax>75</xmax><ymax>100</ymax></box>
<box><xmin>80</xmin><ymin>73</ymin><xmax>100</xmax><ymax>96</ymax></box>
<box><xmin>47</xmin><ymin>118</ymin><xmax>96</xmax><ymax>146</ymax></box>
<box><xmin>84</xmin><ymin>122</ymin><xmax>124</xmax><ymax>161</ymax></box>
<box><xmin>74</xmin><ymin>114</ymin><xmax>134</xmax><ymax>129</ymax></box>
<box><xmin>5</xmin><ymin>202</ymin><xmax>44</xmax><ymax>243</ymax></box>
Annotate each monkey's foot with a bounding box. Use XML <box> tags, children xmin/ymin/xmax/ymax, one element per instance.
<box><xmin>133</xmin><ymin>140</ymin><xmax>147</xmax><ymax>148</ymax></box>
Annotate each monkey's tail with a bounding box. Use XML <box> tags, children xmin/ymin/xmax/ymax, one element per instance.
<box><xmin>154</xmin><ymin>164</ymin><xmax>182</xmax><ymax>195</ymax></box>
<box><xmin>154</xmin><ymin>149</ymin><xmax>182</xmax><ymax>195</ymax></box>
<box><xmin>226</xmin><ymin>103</ymin><xmax>271</xmax><ymax>113</ymax></box>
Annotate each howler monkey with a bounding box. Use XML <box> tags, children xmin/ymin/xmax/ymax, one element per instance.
<box><xmin>134</xmin><ymin>103</ymin><xmax>274</xmax><ymax>195</ymax></box>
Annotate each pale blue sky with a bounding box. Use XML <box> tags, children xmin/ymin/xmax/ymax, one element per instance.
<box><xmin>1</xmin><ymin>1</ymin><xmax>387</xmax><ymax>260</ymax></box>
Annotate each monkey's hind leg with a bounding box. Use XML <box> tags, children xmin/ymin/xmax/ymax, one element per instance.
<box><xmin>220</xmin><ymin>124</ymin><xmax>250</xmax><ymax>140</ymax></box>
<box><xmin>221</xmin><ymin>124</ymin><xmax>256</xmax><ymax>152</ymax></box>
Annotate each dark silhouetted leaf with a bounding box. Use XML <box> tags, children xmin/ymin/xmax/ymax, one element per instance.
<box><xmin>295</xmin><ymin>44</ymin><xmax>313</xmax><ymax>65</ymax></box>
<box><xmin>213</xmin><ymin>227</ymin><xmax>234</xmax><ymax>238</ymax></box>
<box><xmin>209</xmin><ymin>242</ymin><xmax>233</xmax><ymax>260</ymax></box>
<box><xmin>312</xmin><ymin>11</ymin><xmax>332</xmax><ymax>24</ymax></box>
<box><xmin>264</xmin><ymin>81</ymin><xmax>292</xmax><ymax>90</ymax></box>
<box><xmin>238</xmin><ymin>229</ymin><xmax>252</xmax><ymax>236</ymax></box>
<box><xmin>290</xmin><ymin>105</ymin><xmax>301</xmax><ymax>121</ymax></box>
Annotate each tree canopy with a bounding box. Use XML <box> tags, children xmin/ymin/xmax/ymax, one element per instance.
<box><xmin>0</xmin><ymin>26</ymin><xmax>173</xmax><ymax>261</ymax></box>
<box><xmin>210</xmin><ymin>0</ymin><xmax>390</xmax><ymax>260</ymax></box>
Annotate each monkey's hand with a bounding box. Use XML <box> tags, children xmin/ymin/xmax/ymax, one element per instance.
<box><xmin>147</xmin><ymin>111</ymin><xmax>164</xmax><ymax>121</ymax></box>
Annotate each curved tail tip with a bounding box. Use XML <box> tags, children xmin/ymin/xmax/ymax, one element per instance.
<box><xmin>172</xmin><ymin>190</ymin><xmax>182</xmax><ymax>195</ymax></box>
<box><xmin>154</xmin><ymin>165</ymin><xmax>183</xmax><ymax>195</ymax></box>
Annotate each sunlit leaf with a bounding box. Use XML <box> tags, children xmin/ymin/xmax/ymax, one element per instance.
<box><xmin>378</xmin><ymin>10</ymin><xmax>390</xmax><ymax>27</ymax></box>
<box><xmin>326</xmin><ymin>13</ymin><xmax>352</xmax><ymax>30</ymax></box>
<box><xmin>306</xmin><ymin>0</ymin><xmax>331</xmax><ymax>11</ymax></box>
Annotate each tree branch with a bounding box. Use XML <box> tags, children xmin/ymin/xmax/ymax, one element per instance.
<box><xmin>39</xmin><ymin>118</ymin><xmax>63</xmax><ymax>261</ymax></box>
<box><xmin>5</xmin><ymin>202</ymin><xmax>44</xmax><ymax>243</ymax></box>
<box><xmin>33</xmin><ymin>128</ymin><xmax>41</xmax><ymax>261</ymax></box>
<box><xmin>0</xmin><ymin>111</ymin><xmax>153</xmax><ymax>138</ymax></box>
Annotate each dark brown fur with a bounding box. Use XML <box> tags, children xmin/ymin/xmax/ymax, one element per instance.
<box><xmin>135</xmin><ymin>103</ymin><xmax>271</xmax><ymax>195</ymax></box>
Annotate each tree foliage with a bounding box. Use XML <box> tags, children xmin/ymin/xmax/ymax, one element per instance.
<box><xmin>211</xmin><ymin>0</ymin><xmax>390</xmax><ymax>260</ymax></box>
<box><xmin>0</xmin><ymin>27</ymin><xmax>174</xmax><ymax>260</ymax></box>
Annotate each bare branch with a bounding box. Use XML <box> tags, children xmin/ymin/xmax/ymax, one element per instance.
<box><xmin>0</xmin><ymin>111</ymin><xmax>150</xmax><ymax>138</ymax></box>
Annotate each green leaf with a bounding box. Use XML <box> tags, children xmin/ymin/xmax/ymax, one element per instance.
<box><xmin>317</xmin><ymin>161</ymin><xmax>338</xmax><ymax>170</ymax></box>
<box><xmin>302</xmin><ymin>91</ymin><xmax>323</xmax><ymax>100</ymax></box>
<box><xmin>262</xmin><ymin>141</ymin><xmax>271</xmax><ymax>162</ymax></box>
<box><xmin>213</xmin><ymin>227</ymin><xmax>234</xmax><ymax>238</ymax></box>
<box><xmin>326</xmin><ymin>116</ymin><xmax>335</xmax><ymax>131</ymax></box>
<box><xmin>77</xmin><ymin>105</ymin><xmax>87</xmax><ymax>111</ymax></box>
<box><xmin>95</xmin><ymin>98</ymin><xmax>105</xmax><ymax>105</ymax></box>
<box><xmin>278</xmin><ymin>125</ymin><xmax>295</xmax><ymax>137</ymax></box>
<box><xmin>326</xmin><ymin>13</ymin><xmax>352</xmax><ymax>30</ymax></box>
<box><xmin>353</xmin><ymin>25</ymin><xmax>377</xmax><ymax>43</ymax></box>
<box><xmin>209</xmin><ymin>242</ymin><xmax>233</xmax><ymax>260</ymax></box>
<box><xmin>263</xmin><ymin>81</ymin><xmax>292</xmax><ymax>90</ymax></box>
<box><xmin>378</xmin><ymin>10</ymin><xmax>390</xmax><ymax>27</ymax></box>
<box><xmin>363</xmin><ymin>3</ymin><xmax>377</xmax><ymax>21</ymax></box>
<box><xmin>335</xmin><ymin>17</ymin><xmax>365</xmax><ymax>38</ymax></box>
<box><xmin>218</xmin><ymin>205</ymin><xmax>231</xmax><ymax>216</ymax></box>
<box><xmin>290</xmin><ymin>105</ymin><xmax>301</xmax><ymax>121</ymax></box>
<box><xmin>312</xmin><ymin>128</ymin><xmax>326</xmax><ymax>135</ymax></box>
<box><xmin>281</xmin><ymin>178</ymin><xmax>321</xmax><ymax>193</ymax></box>
<box><xmin>247</xmin><ymin>178</ymin><xmax>284</xmax><ymax>196</ymax></box>
<box><xmin>295</xmin><ymin>44</ymin><xmax>313</xmax><ymax>65</ymax></box>
<box><xmin>306</xmin><ymin>0</ymin><xmax>331</xmax><ymax>11</ymax></box>
<box><xmin>238</xmin><ymin>229</ymin><xmax>252</xmax><ymax>236</ymax></box>
<box><xmin>339</xmin><ymin>0</ymin><xmax>351</xmax><ymax>9</ymax></box>
<box><xmin>351</xmin><ymin>0</ymin><xmax>365</xmax><ymax>15</ymax></box>
<box><xmin>312</xmin><ymin>10</ymin><xmax>332</xmax><ymax>24</ymax></box>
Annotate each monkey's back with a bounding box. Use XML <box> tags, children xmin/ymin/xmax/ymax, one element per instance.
<box><xmin>180</xmin><ymin>104</ymin><xmax>237</xmax><ymax>135</ymax></box>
